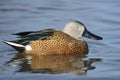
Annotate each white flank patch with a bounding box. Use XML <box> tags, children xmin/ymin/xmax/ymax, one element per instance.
<box><xmin>4</xmin><ymin>41</ymin><xmax>25</xmax><ymax>47</ymax></box>
<box><xmin>25</xmin><ymin>45</ymin><xmax>32</xmax><ymax>51</ymax></box>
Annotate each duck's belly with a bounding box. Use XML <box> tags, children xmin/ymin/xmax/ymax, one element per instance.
<box><xmin>24</xmin><ymin>40</ymin><xmax>88</xmax><ymax>55</ymax></box>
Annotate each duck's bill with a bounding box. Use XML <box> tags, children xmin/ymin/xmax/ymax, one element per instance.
<box><xmin>83</xmin><ymin>29</ymin><xmax>103</xmax><ymax>40</ymax></box>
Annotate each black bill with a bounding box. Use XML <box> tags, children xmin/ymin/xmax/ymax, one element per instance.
<box><xmin>82</xmin><ymin>29</ymin><xmax>103</xmax><ymax>40</ymax></box>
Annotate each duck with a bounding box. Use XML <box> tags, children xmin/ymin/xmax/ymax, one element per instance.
<box><xmin>3</xmin><ymin>20</ymin><xmax>103</xmax><ymax>55</ymax></box>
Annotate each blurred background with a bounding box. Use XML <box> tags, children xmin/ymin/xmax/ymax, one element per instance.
<box><xmin>0</xmin><ymin>0</ymin><xmax>120</xmax><ymax>80</ymax></box>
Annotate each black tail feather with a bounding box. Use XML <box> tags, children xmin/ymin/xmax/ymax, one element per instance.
<box><xmin>3</xmin><ymin>41</ymin><xmax>25</xmax><ymax>52</ymax></box>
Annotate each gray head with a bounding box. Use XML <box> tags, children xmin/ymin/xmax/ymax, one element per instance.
<box><xmin>63</xmin><ymin>20</ymin><xmax>103</xmax><ymax>40</ymax></box>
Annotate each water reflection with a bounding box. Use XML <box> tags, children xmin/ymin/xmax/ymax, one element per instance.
<box><xmin>6</xmin><ymin>53</ymin><xmax>101</xmax><ymax>75</ymax></box>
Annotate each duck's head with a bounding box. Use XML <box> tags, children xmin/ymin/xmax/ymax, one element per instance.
<box><xmin>63</xmin><ymin>20</ymin><xmax>103</xmax><ymax>40</ymax></box>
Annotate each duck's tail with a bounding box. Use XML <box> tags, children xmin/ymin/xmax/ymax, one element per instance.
<box><xmin>3</xmin><ymin>41</ymin><xmax>25</xmax><ymax>52</ymax></box>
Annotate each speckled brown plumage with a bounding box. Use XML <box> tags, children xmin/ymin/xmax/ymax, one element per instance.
<box><xmin>25</xmin><ymin>30</ymin><xmax>88</xmax><ymax>55</ymax></box>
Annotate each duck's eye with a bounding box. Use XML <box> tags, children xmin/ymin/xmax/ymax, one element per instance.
<box><xmin>76</xmin><ymin>26</ymin><xmax>79</xmax><ymax>29</ymax></box>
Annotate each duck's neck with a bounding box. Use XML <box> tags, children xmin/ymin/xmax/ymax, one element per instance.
<box><xmin>62</xmin><ymin>29</ymin><xmax>80</xmax><ymax>39</ymax></box>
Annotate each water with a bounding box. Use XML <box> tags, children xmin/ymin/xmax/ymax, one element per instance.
<box><xmin>0</xmin><ymin>0</ymin><xmax>120</xmax><ymax>80</ymax></box>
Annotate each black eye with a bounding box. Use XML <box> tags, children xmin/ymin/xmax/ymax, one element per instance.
<box><xmin>76</xmin><ymin>26</ymin><xmax>79</xmax><ymax>29</ymax></box>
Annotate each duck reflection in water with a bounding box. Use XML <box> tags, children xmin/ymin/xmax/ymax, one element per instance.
<box><xmin>6</xmin><ymin>53</ymin><xmax>101</xmax><ymax>75</ymax></box>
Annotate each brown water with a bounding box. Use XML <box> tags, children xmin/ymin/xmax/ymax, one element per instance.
<box><xmin>0</xmin><ymin>0</ymin><xmax>120</xmax><ymax>80</ymax></box>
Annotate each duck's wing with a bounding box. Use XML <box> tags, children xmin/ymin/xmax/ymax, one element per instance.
<box><xmin>13</xmin><ymin>29</ymin><xmax>54</xmax><ymax>37</ymax></box>
<box><xmin>13</xmin><ymin>31</ymin><xmax>34</xmax><ymax>37</ymax></box>
<box><xmin>13</xmin><ymin>29</ymin><xmax>55</xmax><ymax>45</ymax></box>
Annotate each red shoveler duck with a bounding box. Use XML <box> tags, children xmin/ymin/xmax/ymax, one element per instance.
<box><xmin>4</xmin><ymin>20</ymin><xmax>103</xmax><ymax>55</ymax></box>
